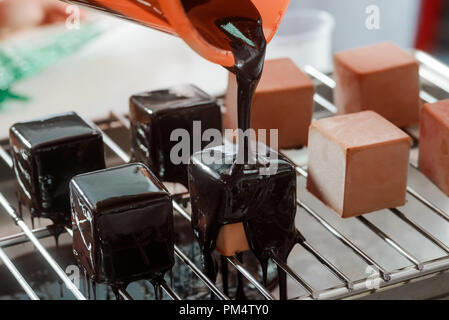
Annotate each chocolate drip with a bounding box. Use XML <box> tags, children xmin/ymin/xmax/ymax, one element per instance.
<box><xmin>189</xmin><ymin>146</ymin><xmax>302</xmax><ymax>300</ymax></box>
<box><xmin>235</xmin><ymin>253</ymin><xmax>246</xmax><ymax>300</ymax></box>
<box><xmin>111</xmin><ymin>286</ymin><xmax>121</xmax><ymax>300</ymax></box>
<box><xmin>57</xmin><ymin>279</ymin><xmax>63</xmax><ymax>298</ymax></box>
<box><xmin>92</xmin><ymin>280</ymin><xmax>96</xmax><ymax>300</ymax></box>
<box><xmin>9</xmin><ymin>112</ymin><xmax>106</xmax><ymax>226</ymax></box>
<box><xmin>183</xmin><ymin>0</ymin><xmax>303</xmax><ymax>300</ymax></box>
<box><xmin>86</xmin><ymin>271</ymin><xmax>91</xmax><ymax>300</ymax></box>
<box><xmin>71</xmin><ymin>164</ymin><xmax>174</xmax><ymax>300</ymax></box>
<box><xmin>220</xmin><ymin>256</ymin><xmax>229</xmax><ymax>296</ymax></box>
<box><xmin>277</xmin><ymin>266</ymin><xmax>287</xmax><ymax>301</ymax></box>
<box><xmin>216</xmin><ymin>16</ymin><xmax>266</xmax><ymax>162</ymax></box>
<box><xmin>260</xmin><ymin>259</ymin><xmax>268</xmax><ymax>287</ymax></box>
<box><xmin>151</xmin><ymin>279</ymin><xmax>164</xmax><ymax>300</ymax></box>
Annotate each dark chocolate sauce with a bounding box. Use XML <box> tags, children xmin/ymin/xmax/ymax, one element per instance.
<box><xmin>71</xmin><ymin>163</ymin><xmax>175</xmax><ymax>295</ymax></box>
<box><xmin>184</xmin><ymin>1</ymin><xmax>302</xmax><ymax>300</ymax></box>
<box><xmin>235</xmin><ymin>253</ymin><xmax>247</xmax><ymax>300</ymax></box>
<box><xmin>86</xmin><ymin>272</ymin><xmax>91</xmax><ymax>300</ymax></box>
<box><xmin>189</xmin><ymin>145</ymin><xmax>303</xmax><ymax>300</ymax></box>
<box><xmin>9</xmin><ymin>112</ymin><xmax>106</xmax><ymax>226</ymax></box>
<box><xmin>130</xmin><ymin>84</ymin><xmax>222</xmax><ymax>187</ymax></box>
<box><xmin>182</xmin><ymin>0</ymin><xmax>266</xmax><ymax>161</ymax></box>
<box><xmin>220</xmin><ymin>256</ymin><xmax>229</xmax><ymax>296</ymax></box>
<box><xmin>151</xmin><ymin>280</ymin><xmax>163</xmax><ymax>300</ymax></box>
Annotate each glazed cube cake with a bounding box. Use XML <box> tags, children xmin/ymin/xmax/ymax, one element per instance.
<box><xmin>419</xmin><ymin>100</ymin><xmax>449</xmax><ymax>196</ymax></box>
<box><xmin>9</xmin><ymin>112</ymin><xmax>105</xmax><ymax>225</ymax></box>
<box><xmin>334</xmin><ymin>42</ymin><xmax>420</xmax><ymax>127</ymax></box>
<box><xmin>189</xmin><ymin>144</ymin><xmax>300</xmax><ymax>267</ymax></box>
<box><xmin>307</xmin><ymin>111</ymin><xmax>412</xmax><ymax>218</ymax></box>
<box><xmin>70</xmin><ymin>163</ymin><xmax>174</xmax><ymax>285</ymax></box>
<box><xmin>224</xmin><ymin>58</ymin><xmax>315</xmax><ymax>149</ymax></box>
<box><xmin>130</xmin><ymin>84</ymin><xmax>222</xmax><ymax>187</ymax></box>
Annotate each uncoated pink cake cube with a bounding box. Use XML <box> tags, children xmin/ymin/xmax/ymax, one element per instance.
<box><xmin>307</xmin><ymin>111</ymin><xmax>412</xmax><ymax>218</ymax></box>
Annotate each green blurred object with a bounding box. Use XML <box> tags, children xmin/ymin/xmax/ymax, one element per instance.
<box><xmin>0</xmin><ymin>89</ymin><xmax>29</xmax><ymax>105</ymax></box>
<box><xmin>0</xmin><ymin>23</ymin><xmax>103</xmax><ymax>110</ymax></box>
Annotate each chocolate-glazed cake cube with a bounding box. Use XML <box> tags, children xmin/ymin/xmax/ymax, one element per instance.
<box><xmin>70</xmin><ymin>163</ymin><xmax>174</xmax><ymax>287</ymax></box>
<box><xmin>130</xmin><ymin>84</ymin><xmax>222</xmax><ymax>187</ymax></box>
<box><xmin>9</xmin><ymin>112</ymin><xmax>105</xmax><ymax>225</ymax></box>
<box><xmin>188</xmin><ymin>144</ymin><xmax>301</xmax><ymax>281</ymax></box>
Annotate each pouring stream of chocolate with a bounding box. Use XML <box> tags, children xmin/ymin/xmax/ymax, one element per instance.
<box><xmin>183</xmin><ymin>1</ymin><xmax>299</xmax><ymax>300</ymax></box>
<box><xmin>182</xmin><ymin>0</ymin><xmax>266</xmax><ymax>163</ymax></box>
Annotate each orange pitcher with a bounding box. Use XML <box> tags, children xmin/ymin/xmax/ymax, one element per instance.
<box><xmin>64</xmin><ymin>0</ymin><xmax>290</xmax><ymax>67</ymax></box>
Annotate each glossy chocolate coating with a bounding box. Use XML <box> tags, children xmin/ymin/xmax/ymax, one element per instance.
<box><xmin>184</xmin><ymin>1</ymin><xmax>298</xmax><ymax>299</ymax></box>
<box><xmin>188</xmin><ymin>145</ymin><xmax>303</xmax><ymax>297</ymax></box>
<box><xmin>9</xmin><ymin>112</ymin><xmax>106</xmax><ymax>225</ymax></box>
<box><xmin>70</xmin><ymin>163</ymin><xmax>174</xmax><ymax>288</ymax></box>
<box><xmin>129</xmin><ymin>84</ymin><xmax>222</xmax><ymax>187</ymax></box>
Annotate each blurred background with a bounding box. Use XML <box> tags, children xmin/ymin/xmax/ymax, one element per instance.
<box><xmin>0</xmin><ymin>0</ymin><xmax>448</xmax><ymax>129</ymax></box>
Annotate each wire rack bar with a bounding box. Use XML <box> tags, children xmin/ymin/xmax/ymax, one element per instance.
<box><xmin>0</xmin><ymin>227</ymin><xmax>50</xmax><ymax>249</ymax></box>
<box><xmin>0</xmin><ymin>146</ymin><xmax>13</xmax><ymax>168</ymax></box>
<box><xmin>297</xmin><ymin>255</ymin><xmax>449</xmax><ymax>300</ymax></box>
<box><xmin>0</xmin><ymin>247</ymin><xmax>40</xmax><ymax>300</ymax></box>
<box><xmin>313</xmin><ymin>94</ymin><xmax>338</xmax><ymax>114</ymax></box>
<box><xmin>0</xmin><ymin>148</ymin><xmax>85</xmax><ymax>299</ymax></box>
<box><xmin>390</xmin><ymin>208</ymin><xmax>449</xmax><ymax>253</ymax></box>
<box><xmin>415</xmin><ymin>50</ymin><xmax>449</xmax><ymax>80</ymax></box>
<box><xmin>301</xmin><ymin>241</ymin><xmax>354</xmax><ymax>290</ymax></box>
<box><xmin>118</xmin><ymin>288</ymin><xmax>133</xmax><ymax>300</ymax></box>
<box><xmin>406</xmin><ymin>186</ymin><xmax>449</xmax><ymax>223</ymax></box>
<box><xmin>298</xmin><ymin>200</ymin><xmax>390</xmax><ymax>281</ymax></box>
<box><xmin>420</xmin><ymin>68</ymin><xmax>449</xmax><ymax>93</ymax></box>
<box><xmin>290</xmin><ymin>163</ymin><xmax>421</xmax><ymax>278</ymax></box>
<box><xmin>160</xmin><ymin>281</ymin><xmax>182</xmax><ymax>300</ymax></box>
<box><xmin>173</xmin><ymin>246</ymin><xmax>229</xmax><ymax>300</ymax></box>
<box><xmin>356</xmin><ymin>216</ymin><xmax>423</xmax><ymax>270</ymax></box>
<box><xmin>227</xmin><ymin>256</ymin><xmax>275</xmax><ymax>300</ymax></box>
<box><xmin>0</xmin><ymin>192</ymin><xmax>86</xmax><ymax>300</ymax></box>
<box><xmin>271</xmin><ymin>256</ymin><xmax>317</xmax><ymax>298</ymax></box>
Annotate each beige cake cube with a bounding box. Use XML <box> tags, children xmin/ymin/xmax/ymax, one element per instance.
<box><xmin>419</xmin><ymin>100</ymin><xmax>449</xmax><ymax>196</ymax></box>
<box><xmin>333</xmin><ymin>42</ymin><xmax>420</xmax><ymax>128</ymax></box>
<box><xmin>307</xmin><ymin>111</ymin><xmax>412</xmax><ymax>218</ymax></box>
<box><xmin>215</xmin><ymin>223</ymin><xmax>250</xmax><ymax>257</ymax></box>
<box><xmin>225</xmin><ymin>58</ymin><xmax>315</xmax><ymax>149</ymax></box>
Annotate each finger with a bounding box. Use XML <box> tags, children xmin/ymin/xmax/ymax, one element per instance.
<box><xmin>0</xmin><ymin>0</ymin><xmax>45</xmax><ymax>30</ymax></box>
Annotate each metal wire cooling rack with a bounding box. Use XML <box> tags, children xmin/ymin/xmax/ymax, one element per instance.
<box><xmin>1</xmin><ymin>50</ymin><xmax>449</xmax><ymax>300</ymax></box>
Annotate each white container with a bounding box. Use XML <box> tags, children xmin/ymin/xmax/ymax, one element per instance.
<box><xmin>288</xmin><ymin>0</ymin><xmax>421</xmax><ymax>52</ymax></box>
<box><xmin>267</xmin><ymin>9</ymin><xmax>335</xmax><ymax>72</ymax></box>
